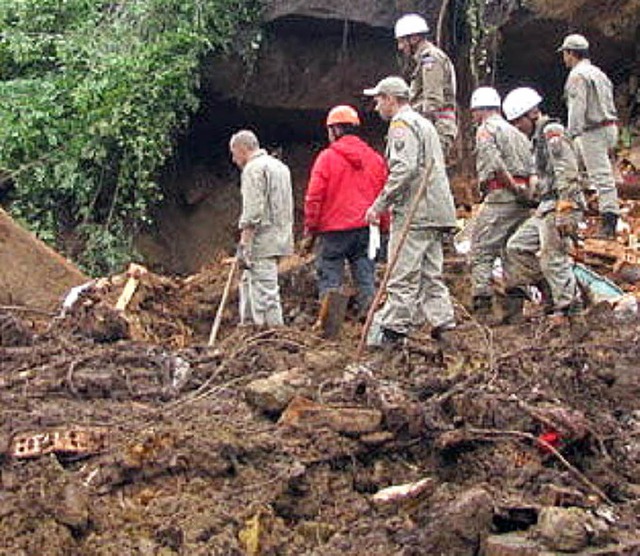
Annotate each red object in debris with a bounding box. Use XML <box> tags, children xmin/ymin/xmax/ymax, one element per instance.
<box><xmin>537</xmin><ymin>430</ymin><xmax>561</xmax><ymax>453</ymax></box>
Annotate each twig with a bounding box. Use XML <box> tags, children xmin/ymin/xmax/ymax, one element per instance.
<box><xmin>466</xmin><ymin>427</ymin><xmax>613</xmax><ymax>504</ymax></box>
<box><xmin>0</xmin><ymin>305</ymin><xmax>56</xmax><ymax>317</ymax></box>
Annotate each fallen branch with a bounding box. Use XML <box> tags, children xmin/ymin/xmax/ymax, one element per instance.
<box><xmin>465</xmin><ymin>427</ymin><xmax>613</xmax><ymax>504</ymax></box>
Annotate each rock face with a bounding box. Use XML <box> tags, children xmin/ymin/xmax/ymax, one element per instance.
<box><xmin>202</xmin><ymin>1</ymin><xmax>446</xmax><ymax>111</ymax></box>
<box><xmin>262</xmin><ymin>0</ymin><xmax>399</xmax><ymax>28</ymax></box>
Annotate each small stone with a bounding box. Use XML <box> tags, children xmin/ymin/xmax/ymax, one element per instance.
<box><xmin>484</xmin><ymin>533</ymin><xmax>541</xmax><ymax>556</ymax></box>
<box><xmin>279</xmin><ymin>396</ymin><xmax>382</xmax><ymax>434</ymax></box>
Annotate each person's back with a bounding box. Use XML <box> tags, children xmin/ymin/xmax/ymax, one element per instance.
<box><xmin>566</xmin><ymin>60</ymin><xmax>617</xmax><ymax>135</ymax></box>
<box><xmin>387</xmin><ymin>105</ymin><xmax>456</xmax><ymax>228</ymax></box>
<box><xmin>476</xmin><ymin>113</ymin><xmax>534</xmax><ymax>204</ymax></box>
<box><xmin>241</xmin><ymin>150</ymin><xmax>294</xmax><ymax>259</ymax></box>
<box><xmin>304</xmin><ymin>134</ymin><xmax>387</xmax><ymax>234</ymax></box>
<box><xmin>303</xmin><ymin>105</ymin><xmax>388</xmax><ymax>320</ymax></box>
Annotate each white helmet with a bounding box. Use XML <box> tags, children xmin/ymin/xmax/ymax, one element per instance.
<box><xmin>502</xmin><ymin>87</ymin><xmax>543</xmax><ymax>121</ymax></box>
<box><xmin>470</xmin><ymin>86</ymin><xmax>501</xmax><ymax>110</ymax></box>
<box><xmin>395</xmin><ymin>14</ymin><xmax>429</xmax><ymax>39</ymax></box>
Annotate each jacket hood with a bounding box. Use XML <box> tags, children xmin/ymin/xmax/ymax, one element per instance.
<box><xmin>329</xmin><ymin>135</ymin><xmax>367</xmax><ymax>170</ymax></box>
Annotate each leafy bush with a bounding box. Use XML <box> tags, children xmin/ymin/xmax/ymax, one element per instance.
<box><xmin>0</xmin><ymin>0</ymin><xmax>260</xmax><ymax>275</ymax></box>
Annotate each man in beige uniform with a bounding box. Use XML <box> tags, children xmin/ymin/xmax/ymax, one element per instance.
<box><xmin>501</xmin><ymin>87</ymin><xmax>584</xmax><ymax>323</ymax></box>
<box><xmin>363</xmin><ymin>76</ymin><xmax>457</xmax><ymax>346</ymax></box>
<box><xmin>230</xmin><ymin>130</ymin><xmax>294</xmax><ymax>326</ymax></box>
<box><xmin>559</xmin><ymin>33</ymin><xmax>619</xmax><ymax>238</ymax></box>
<box><xmin>394</xmin><ymin>13</ymin><xmax>457</xmax><ymax>155</ymax></box>
<box><xmin>470</xmin><ymin>86</ymin><xmax>534</xmax><ymax>318</ymax></box>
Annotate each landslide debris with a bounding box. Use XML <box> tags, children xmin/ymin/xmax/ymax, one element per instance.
<box><xmin>1</xmin><ymin>250</ymin><xmax>639</xmax><ymax>555</ymax></box>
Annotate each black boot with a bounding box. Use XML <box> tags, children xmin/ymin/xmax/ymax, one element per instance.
<box><xmin>381</xmin><ymin>327</ymin><xmax>406</xmax><ymax>346</ymax></box>
<box><xmin>535</xmin><ymin>280</ymin><xmax>555</xmax><ymax>315</ymax></box>
<box><xmin>599</xmin><ymin>212</ymin><xmax>618</xmax><ymax>239</ymax></box>
<box><xmin>472</xmin><ymin>295</ymin><xmax>492</xmax><ymax>316</ymax></box>
<box><xmin>501</xmin><ymin>288</ymin><xmax>526</xmax><ymax>325</ymax></box>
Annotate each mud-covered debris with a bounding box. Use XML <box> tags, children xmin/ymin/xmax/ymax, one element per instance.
<box><xmin>0</xmin><ymin>310</ymin><xmax>34</xmax><ymax>347</ymax></box>
<box><xmin>539</xmin><ymin>484</ymin><xmax>589</xmax><ymax>508</ymax></box>
<box><xmin>371</xmin><ymin>477</ymin><xmax>436</xmax><ymax>506</ymax></box>
<box><xmin>536</xmin><ymin>506</ymin><xmax>591</xmax><ymax>552</ymax></box>
<box><xmin>483</xmin><ymin>532</ymin><xmax>541</xmax><ymax>556</ymax></box>
<box><xmin>279</xmin><ymin>395</ymin><xmax>383</xmax><ymax>434</ymax></box>
<box><xmin>53</xmin><ymin>483</ymin><xmax>90</xmax><ymax>530</ymax></box>
<box><xmin>8</xmin><ymin>427</ymin><xmax>108</xmax><ymax>459</ymax></box>
<box><xmin>244</xmin><ymin>368</ymin><xmax>312</xmax><ymax>413</ymax></box>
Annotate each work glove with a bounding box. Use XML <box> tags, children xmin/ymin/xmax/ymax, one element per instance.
<box><xmin>555</xmin><ymin>200</ymin><xmax>578</xmax><ymax>239</ymax></box>
<box><xmin>235</xmin><ymin>243</ymin><xmax>252</xmax><ymax>270</ymax></box>
<box><xmin>299</xmin><ymin>235</ymin><xmax>316</xmax><ymax>256</ymax></box>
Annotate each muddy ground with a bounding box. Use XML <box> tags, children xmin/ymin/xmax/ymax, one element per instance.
<box><xmin>1</xmin><ymin>251</ymin><xmax>639</xmax><ymax>555</ymax></box>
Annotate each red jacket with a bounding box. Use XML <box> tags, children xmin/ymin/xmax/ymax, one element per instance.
<box><xmin>304</xmin><ymin>135</ymin><xmax>388</xmax><ymax>234</ymax></box>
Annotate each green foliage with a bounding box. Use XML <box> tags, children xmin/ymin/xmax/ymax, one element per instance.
<box><xmin>0</xmin><ymin>0</ymin><xmax>261</xmax><ymax>275</ymax></box>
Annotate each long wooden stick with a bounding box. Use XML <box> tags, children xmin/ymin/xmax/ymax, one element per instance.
<box><xmin>357</xmin><ymin>165</ymin><xmax>434</xmax><ymax>357</ymax></box>
<box><xmin>208</xmin><ymin>258</ymin><xmax>239</xmax><ymax>347</ymax></box>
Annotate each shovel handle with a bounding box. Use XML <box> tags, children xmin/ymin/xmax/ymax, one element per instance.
<box><xmin>208</xmin><ymin>258</ymin><xmax>239</xmax><ymax>347</ymax></box>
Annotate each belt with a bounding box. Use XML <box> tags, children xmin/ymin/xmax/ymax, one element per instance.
<box><xmin>585</xmin><ymin>120</ymin><xmax>618</xmax><ymax>131</ymax></box>
<box><xmin>433</xmin><ymin>107</ymin><xmax>456</xmax><ymax>120</ymax></box>
<box><xmin>486</xmin><ymin>176</ymin><xmax>529</xmax><ymax>192</ymax></box>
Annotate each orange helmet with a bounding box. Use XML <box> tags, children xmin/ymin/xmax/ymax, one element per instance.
<box><xmin>326</xmin><ymin>105</ymin><xmax>361</xmax><ymax>127</ymax></box>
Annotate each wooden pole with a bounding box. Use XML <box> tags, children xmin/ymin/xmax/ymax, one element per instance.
<box><xmin>208</xmin><ymin>258</ymin><xmax>239</xmax><ymax>347</ymax></box>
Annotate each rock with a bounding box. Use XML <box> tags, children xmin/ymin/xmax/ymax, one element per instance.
<box><xmin>263</xmin><ymin>0</ymin><xmax>402</xmax><ymax>27</ymax></box>
<box><xmin>54</xmin><ymin>483</ymin><xmax>89</xmax><ymax>530</ymax></box>
<box><xmin>585</xmin><ymin>539</ymin><xmax>640</xmax><ymax>555</ymax></box>
<box><xmin>484</xmin><ymin>533</ymin><xmax>541</xmax><ymax>556</ymax></box>
<box><xmin>278</xmin><ymin>396</ymin><xmax>382</xmax><ymax>434</ymax></box>
<box><xmin>539</xmin><ymin>484</ymin><xmax>588</xmax><ymax>508</ymax></box>
<box><xmin>419</xmin><ymin>487</ymin><xmax>494</xmax><ymax>554</ymax></box>
<box><xmin>303</xmin><ymin>348</ymin><xmax>346</xmax><ymax>374</ymax></box>
<box><xmin>536</xmin><ymin>506</ymin><xmax>589</xmax><ymax>552</ymax></box>
<box><xmin>371</xmin><ymin>477</ymin><xmax>436</xmax><ymax>506</ymax></box>
<box><xmin>244</xmin><ymin>369</ymin><xmax>311</xmax><ymax>413</ymax></box>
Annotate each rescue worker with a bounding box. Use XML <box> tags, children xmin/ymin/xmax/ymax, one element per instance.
<box><xmin>501</xmin><ymin>87</ymin><xmax>584</xmax><ymax>323</ymax></box>
<box><xmin>229</xmin><ymin>130</ymin><xmax>294</xmax><ymax>326</ymax></box>
<box><xmin>303</xmin><ymin>105</ymin><xmax>388</xmax><ymax>318</ymax></box>
<box><xmin>559</xmin><ymin>33</ymin><xmax>620</xmax><ymax>238</ymax></box>
<box><xmin>469</xmin><ymin>86</ymin><xmax>534</xmax><ymax>318</ymax></box>
<box><xmin>394</xmin><ymin>13</ymin><xmax>457</xmax><ymax>156</ymax></box>
<box><xmin>362</xmin><ymin>76</ymin><xmax>457</xmax><ymax>346</ymax></box>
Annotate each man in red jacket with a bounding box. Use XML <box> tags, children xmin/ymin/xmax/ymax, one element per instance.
<box><xmin>303</xmin><ymin>105</ymin><xmax>388</xmax><ymax>317</ymax></box>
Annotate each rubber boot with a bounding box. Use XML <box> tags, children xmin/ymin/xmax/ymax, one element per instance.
<box><xmin>599</xmin><ymin>212</ymin><xmax>618</xmax><ymax>239</ymax></box>
<box><xmin>501</xmin><ymin>288</ymin><xmax>525</xmax><ymax>325</ymax></box>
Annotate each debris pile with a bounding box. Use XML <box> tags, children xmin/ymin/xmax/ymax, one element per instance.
<box><xmin>1</xmin><ymin>237</ymin><xmax>639</xmax><ymax>554</ymax></box>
